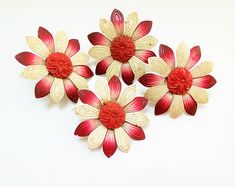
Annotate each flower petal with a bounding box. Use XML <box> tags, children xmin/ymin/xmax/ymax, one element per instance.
<box><xmin>183</xmin><ymin>94</ymin><xmax>197</xmax><ymax>115</ymax></box>
<box><xmin>190</xmin><ymin>61</ymin><xmax>213</xmax><ymax>78</ymax></box>
<box><xmin>74</xmin><ymin>119</ymin><xmax>100</xmax><ymax>137</ymax></box>
<box><xmin>117</xmin><ymin>85</ymin><xmax>136</xmax><ymax>107</ymax></box>
<box><xmin>135</xmin><ymin>36</ymin><xmax>157</xmax><ymax>50</ymax></box>
<box><xmin>134</xmin><ymin>50</ymin><xmax>156</xmax><ymax>64</ymax></box>
<box><xmin>159</xmin><ymin>44</ymin><xmax>175</xmax><ymax>69</ymax></box>
<box><xmin>78</xmin><ymin>90</ymin><xmax>101</xmax><ymax>108</ymax></box>
<box><xmin>114</xmin><ymin>127</ymin><xmax>130</xmax><ymax>153</ymax></box>
<box><xmin>124</xmin><ymin>12</ymin><xmax>139</xmax><ymax>37</ymax></box>
<box><xmin>95</xmin><ymin>78</ymin><xmax>110</xmax><ymax>103</ymax></box>
<box><xmin>132</xmin><ymin>21</ymin><xmax>152</xmax><ymax>41</ymax></box>
<box><xmin>73</xmin><ymin>65</ymin><xmax>94</xmax><ymax>78</ymax></box>
<box><xmin>88</xmin><ymin>125</ymin><xmax>107</xmax><ymax>149</ymax></box>
<box><xmin>125</xmin><ymin>112</ymin><xmax>149</xmax><ymax>127</ymax></box>
<box><xmin>111</xmin><ymin>9</ymin><xmax>124</xmax><ymax>36</ymax></box>
<box><xmin>50</xmin><ymin>78</ymin><xmax>65</xmax><ymax>103</ymax></box>
<box><xmin>89</xmin><ymin>45</ymin><xmax>111</xmax><ymax>60</ymax></box>
<box><xmin>95</xmin><ymin>57</ymin><xmax>113</xmax><ymax>75</ymax></box>
<box><xmin>144</xmin><ymin>84</ymin><xmax>169</xmax><ymax>102</ymax></box>
<box><xmin>108</xmin><ymin>76</ymin><xmax>122</xmax><ymax>100</ymax></box>
<box><xmin>26</xmin><ymin>36</ymin><xmax>50</xmax><ymax>59</ymax></box>
<box><xmin>106</xmin><ymin>60</ymin><xmax>122</xmax><ymax>79</ymax></box>
<box><xmin>169</xmin><ymin>95</ymin><xmax>184</xmax><ymax>118</ymax></box>
<box><xmin>35</xmin><ymin>75</ymin><xmax>54</xmax><ymax>98</ymax></box>
<box><xmin>121</xmin><ymin>63</ymin><xmax>135</xmax><ymax>85</ymax></box>
<box><xmin>129</xmin><ymin>56</ymin><xmax>145</xmax><ymax>78</ymax></box>
<box><xmin>176</xmin><ymin>42</ymin><xmax>190</xmax><ymax>67</ymax></box>
<box><xmin>54</xmin><ymin>31</ymin><xmax>69</xmax><ymax>53</ymax></box>
<box><xmin>193</xmin><ymin>75</ymin><xmax>216</xmax><ymax>89</ymax></box>
<box><xmin>15</xmin><ymin>52</ymin><xmax>44</xmax><ymax>66</ymax></box>
<box><xmin>188</xmin><ymin>86</ymin><xmax>208</xmax><ymax>104</ymax></box>
<box><xmin>63</xmin><ymin>79</ymin><xmax>79</xmax><ymax>103</ymax></box>
<box><xmin>103</xmin><ymin>130</ymin><xmax>117</xmax><ymax>158</ymax></box>
<box><xmin>21</xmin><ymin>65</ymin><xmax>48</xmax><ymax>80</ymax></box>
<box><xmin>88</xmin><ymin>32</ymin><xmax>111</xmax><ymax>46</ymax></box>
<box><xmin>148</xmin><ymin>57</ymin><xmax>171</xmax><ymax>77</ymax></box>
<box><xmin>155</xmin><ymin>92</ymin><xmax>173</xmax><ymax>115</ymax></box>
<box><xmin>185</xmin><ymin>46</ymin><xmax>201</xmax><ymax>70</ymax></box>
<box><xmin>123</xmin><ymin>123</ymin><xmax>145</xmax><ymax>140</ymax></box>
<box><xmin>69</xmin><ymin>72</ymin><xmax>87</xmax><ymax>89</ymax></box>
<box><xmin>124</xmin><ymin>97</ymin><xmax>148</xmax><ymax>113</ymax></box>
<box><xmin>99</xmin><ymin>18</ymin><xmax>117</xmax><ymax>40</ymax></box>
<box><xmin>38</xmin><ymin>26</ymin><xmax>55</xmax><ymax>53</ymax></box>
<box><xmin>65</xmin><ymin>39</ymin><xmax>80</xmax><ymax>57</ymax></box>
<box><xmin>139</xmin><ymin>73</ymin><xmax>165</xmax><ymax>87</ymax></box>
<box><xmin>74</xmin><ymin>104</ymin><xmax>100</xmax><ymax>119</ymax></box>
<box><xmin>71</xmin><ymin>52</ymin><xmax>89</xmax><ymax>66</ymax></box>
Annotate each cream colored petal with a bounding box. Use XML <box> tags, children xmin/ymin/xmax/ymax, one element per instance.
<box><xmin>106</xmin><ymin>60</ymin><xmax>122</xmax><ymax>79</ymax></box>
<box><xmin>115</xmin><ymin>127</ymin><xmax>131</xmax><ymax>153</ymax></box>
<box><xmin>135</xmin><ymin>36</ymin><xmax>158</xmax><ymax>50</ymax></box>
<box><xmin>95</xmin><ymin>78</ymin><xmax>110</xmax><ymax>103</ymax></box>
<box><xmin>169</xmin><ymin>95</ymin><xmax>184</xmax><ymax>118</ymax></box>
<box><xmin>124</xmin><ymin>12</ymin><xmax>139</xmax><ymax>37</ymax></box>
<box><xmin>144</xmin><ymin>84</ymin><xmax>168</xmax><ymax>102</ymax></box>
<box><xmin>74</xmin><ymin>104</ymin><xmax>99</xmax><ymax>118</ymax></box>
<box><xmin>129</xmin><ymin>56</ymin><xmax>145</xmax><ymax>77</ymax></box>
<box><xmin>99</xmin><ymin>19</ymin><xmax>117</xmax><ymax>40</ymax></box>
<box><xmin>148</xmin><ymin>57</ymin><xmax>171</xmax><ymax>77</ymax></box>
<box><xmin>26</xmin><ymin>36</ymin><xmax>50</xmax><ymax>59</ymax></box>
<box><xmin>117</xmin><ymin>85</ymin><xmax>136</xmax><ymax>107</ymax></box>
<box><xmin>176</xmin><ymin>42</ymin><xmax>190</xmax><ymax>67</ymax></box>
<box><xmin>54</xmin><ymin>31</ymin><xmax>69</xmax><ymax>53</ymax></box>
<box><xmin>69</xmin><ymin>72</ymin><xmax>87</xmax><ymax>89</ymax></box>
<box><xmin>190</xmin><ymin>61</ymin><xmax>213</xmax><ymax>78</ymax></box>
<box><xmin>50</xmin><ymin>78</ymin><xmax>65</xmax><ymax>103</ymax></box>
<box><xmin>88</xmin><ymin>125</ymin><xmax>107</xmax><ymax>149</ymax></box>
<box><xmin>71</xmin><ymin>52</ymin><xmax>89</xmax><ymax>65</ymax></box>
<box><xmin>125</xmin><ymin>112</ymin><xmax>149</xmax><ymax>127</ymax></box>
<box><xmin>88</xmin><ymin>45</ymin><xmax>111</xmax><ymax>60</ymax></box>
<box><xmin>21</xmin><ymin>65</ymin><xmax>48</xmax><ymax>80</ymax></box>
<box><xmin>188</xmin><ymin>86</ymin><xmax>208</xmax><ymax>104</ymax></box>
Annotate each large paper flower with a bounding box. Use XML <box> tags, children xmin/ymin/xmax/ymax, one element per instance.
<box><xmin>139</xmin><ymin>43</ymin><xmax>216</xmax><ymax>118</ymax></box>
<box><xmin>88</xmin><ymin>9</ymin><xmax>157</xmax><ymax>85</ymax></box>
<box><xmin>74</xmin><ymin>76</ymin><xmax>148</xmax><ymax>157</ymax></box>
<box><xmin>15</xmin><ymin>27</ymin><xmax>93</xmax><ymax>103</ymax></box>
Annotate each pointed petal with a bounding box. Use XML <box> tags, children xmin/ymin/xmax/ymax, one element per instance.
<box><xmin>21</xmin><ymin>65</ymin><xmax>48</xmax><ymax>80</ymax></box>
<box><xmin>176</xmin><ymin>42</ymin><xmax>190</xmax><ymax>67</ymax></box>
<box><xmin>63</xmin><ymin>79</ymin><xmax>79</xmax><ymax>103</ymax></box>
<box><xmin>89</xmin><ymin>45</ymin><xmax>111</xmax><ymax>60</ymax></box>
<box><xmin>95</xmin><ymin>78</ymin><xmax>110</xmax><ymax>103</ymax></box>
<box><xmin>183</xmin><ymin>94</ymin><xmax>197</xmax><ymax>115</ymax></box>
<box><xmin>73</xmin><ymin>65</ymin><xmax>94</xmax><ymax>78</ymax></box>
<box><xmin>54</xmin><ymin>31</ymin><xmax>69</xmax><ymax>53</ymax></box>
<box><xmin>88</xmin><ymin>32</ymin><xmax>111</xmax><ymax>46</ymax></box>
<box><xmin>123</xmin><ymin>123</ymin><xmax>145</xmax><ymax>140</ymax></box>
<box><xmin>144</xmin><ymin>84</ymin><xmax>169</xmax><ymax>102</ymax></box>
<box><xmin>124</xmin><ymin>12</ymin><xmax>139</xmax><ymax>37</ymax></box>
<box><xmin>69</xmin><ymin>72</ymin><xmax>87</xmax><ymax>89</ymax></box>
<box><xmin>38</xmin><ymin>26</ymin><xmax>55</xmax><ymax>53</ymax></box>
<box><xmin>71</xmin><ymin>52</ymin><xmax>89</xmax><ymax>66</ymax></box>
<box><xmin>65</xmin><ymin>39</ymin><xmax>80</xmax><ymax>57</ymax></box>
<box><xmin>125</xmin><ymin>112</ymin><xmax>149</xmax><ymax>127</ymax></box>
<box><xmin>169</xmin><ymin>95</ymin><xmax>184</xmax><ymax>118</ymax></box>
<box><xmin>129</xmin><ymin>56</ymin><xmax>145</xmax><ymax>78</ymax></box>
<box><xmin>190</xmin><ymin>61</ymin><xmax>213</xmax><ymax>78</ymax></box>
<box><xmin>78</xmin><ymin>90</ymin><xmax>101</xmax><ymax>108</ymax></box>
<box><xmin>159</xmin><ymin>44</ymin><xmax>175</xmax><ymax>69</ymax></box>
<box><xmin>185</xmin><ymin>46</ymin><xmax>201</xmax><ymax>70</ymax></box>
<box><xmin>134</xmin><ymin>50</ymin><xmax>156</xmax><ymax>64</ymax></box>
<box><xmin>106</xmin><ymin>60</ymin><xmax>121</xmax><ymax>79</ymax></box>
<box><xmin>74</xmin><ymin>119</ymin><xmax>100</xmax><ymax>137</ymax></box>
<box><xmin>35</xmin><ymin>75</ymin><xmax>54</xmax><ymax>98</ymax></box>
<box><xmin>122</xmin><ymin>63</ymin><xmax>135</xmax><ymax>85</ymax></box>
<box><xmin>95</xmin><ymin>57</ymin><xmax>113</xmax><ymax>75</ymax></box>
<box><xmin>103</xmin><ymin>130</ymin><xmax>117</xmax><ymax>158</ymax></box>
<box><xmin>111</xmin><ymin>9</ymin><xmax>124</xmax><ymax>36</ymax></box>
<box><xmin>188</xmin><ymin>86</ymin><xmax>208</xmax><ymax>104</ymax></box>
<box><xmin>108</xmin><ymin>76</ymin><xmax>122</xmax><ymax>100</ymax></box>
<box><xmin>74</xmin><ymin>104</ymin><xmax>100</xmax><ymax>119</ymax></box>
<box><xmin>50</xmin><ymin>78</ymin><xmax>65</xmax><ymax>103</ymax></box>
<box><xmin>99</xmin><ymin>19</ymin><xmax>117</xmax><ymax>40</ymax></box>
<box><xmin>114</xmin><ymin>127</ymin><xmax>130</xmax><ymax>153</ymax></box>
<box><xmin>135</xmin><ymin>36</ymin><xmax>157</xmax><ymax>50</ymax></box>
<box><xmin>124</xmin><ymin>97</ymin><xmax>148</xmax><ymax>113</ymax></box>
<box><xmin>139</xmin><ymin>73</ymin><xmax>165</xmax><ymax>87</ymax></box>
<box><xmin>88</xmin><ymin>125</ymin><xmax>107</xmax><ymax>149</ymax></box>
<box><xmin>132</xmin><ymin>21</ymin><xmax>152</xmax><ymax>41</ymax></box>
<box><xmin>148</xmin><ymin>57</ymin><xmax>171</xmax><ymax>77</ymax></box>
<box><xmin>15</xmin><ymin>52</ymin><xmax>44</xmax><ymax>66</ymax></box>
<box><xmin>155</xmin><ymin>92</ymin><xmax>173</xmax><ymax>115</ymax></box>
<box><xmin>117</xmin><ymin>85</ymin><xmax>136</xmax><ymax>107</ymax></box>
<box><xmin>193</xmin><ymin>75</ymin><xmax>216</xmax><ymax>89</ymax></box>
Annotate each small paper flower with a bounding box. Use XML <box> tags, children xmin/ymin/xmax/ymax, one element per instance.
<box><xmin>139</xmin><ymin>42</ymin><xmax>216</xmax><ymax>118</ymax></box>
<box><xmin>74</xmin><ymin>76</ymin><xmax>148</xmax><ymax>157</ymax></box>
<box><xmin>88</xmin><ymin>9</ymin><xmax>157</xmax><ymax>85</ymax></box>
<box><xmin>15</xmin><ymin>27</ymin><xmax>93</xmax><ymax>103</ymax></box>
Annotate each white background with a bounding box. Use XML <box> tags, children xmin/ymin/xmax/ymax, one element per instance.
<box><xmin>0</xmin><ymin>0</ymin><xmax>235</xmax><ymax>186</ymax></box>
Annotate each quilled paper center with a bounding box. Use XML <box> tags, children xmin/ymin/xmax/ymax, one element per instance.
<box><xmin>46</xmin><ymin>52</ymin><xmax>73</xmax><ymax>79</ymax></box>
<box><xmin>167</xmin><ymin>67</ymin><xmax>193</xmax><ymax>95</ymax></box>
<box><xmin>99</xmin><ymin>102</ymin><xmax>126</xmax><ymax>129</ymax></box>
<box><xmin>110</xmin><ymin>35</ymin><xmax>135</xmax><ymax>63</ymax></box>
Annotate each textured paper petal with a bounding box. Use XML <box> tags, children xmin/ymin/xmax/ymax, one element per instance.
<box><xmin>123</xmin><ymin>123</ymin><xmax>145</xmax><ymax>140</ymax></box>
<box><xmin>124</xmin><ymin>97</ymin><xmax>148</xmax><ymax>113</ymax></box>
<box><xmin>74</xmin><ymin>119</ymin><xmax>100</xmax><ymax>137</ymax></box>
<box><xmin>124</xmin><ymin>12</ymin><xmax>139</xmax><ymax>37</ymax></box>
<box><xmin>185</xmin><ymin>46</ymin><xmax>201</xmax><ymax>70</ymax></box>
<box><xmin>69</xmin><ymin>72</ymin><xmax>87</xmax><ymax>89</ymax></box>
<box><xmin>88</xmin><ymin>32</ymin><xmax>111</xmax><ymax>46</ymax></box>
<box><xmin>15</xmin><ymin>52</ymin><xmax>44</xmax><ymax>66</ymax></box>
<box><xmin>74</xmin><ymin>104</ymin><xmax>100</xmax><ymax>119</ymax></box>
<box><xmin>111</xmin><ymin>9</ymin><xmax>124</xmax><ymax>36</ymax></box>
<box><xmin>50</xmin><ymin>78</ymin><xmax>65</xmax><ymax>103</ymax></box>
<box><xmin>106</xmin><ymin>60</ymin><xmax>121</xmax><ymax>79</ymax></box>
<box><xmin>190</xmin><ymin>61</ymin><xmax>213</xmax><ymax>78</ymax></box>
<box><xmin>114</xmin><ymin>127</ymin><xmax>130</xmax><ymax>153</ymax></box>
<box><xmin>73</xmin><ymin>65</ymin><xmax>94</xmax><ymax>78</ymax></box>
<box><xmin>176</xmin><ymin>42</ymin><xmax>190</xmax><ymax>67</ymax></box>
<box><xmin>125</xmin><ymin>112</ymin><xmax>149</xmax><ymax>127</ymax></box>
<box><xmin>65</xmin><ymin>39</ymin><xmax>80</xmax><ymax>57</ymax></box>
<box><xmin>155</xmin><ymin>92</ymin><xmax>173</xmax><ymax>115</ymax></box>
<box><xmin>129</xmin><ymin>56</ymin><xmax>145</xmax><ymax>77</ymax></box>
<box><xmin>99</xmin><ymin>19</ymin><xmax>117</xmax><ymax>40</ymax></box>
<box><xmin>38</xmin><ymin>26</ymin><xmax>55</xmax><ymax>53</ymax></box>
<box><xmin>122</xmin><ymin>63</ymin><xmax>135</xmax><ymax>85</ymax></box>
<box><xmin>117</xmin><ymin>85</ymin><xmax>136</xmax><ymax>107</ymax></box>
<box><xmin>71</xmin><ymin>52</ymin><xmax>89</xmax><ymax>66</ymax></box>
<box><xmin>103</xmin><ymin>130</ymin><xmax>117</xmax><ymax>158</ymax></box>
<box><xmin>169</xmin><ymin>95</ymin><xmax>184</xmax><ymax>118</ymax></box>
<box><xmin>95</xmin><ymin>57</ymin><xmax>113</xmax><ymax>75</ymax></box>
<box><xmin>148</xmin><ymin>57</ymin><xmax>171</xmax><ymax>77</ymax></box>
<box><xmin>144</xmin><ymin>84</ymin><xmax>169</xmax><ymax>102</ymax></box>
<box><xmin>88</xmin><ymin>45</ymin><xmax>111</xmax><ymax>60</ymax></box>
<box><xmin>132</xmin><ymin>21</ymin><xmax>152</xmax><ymax>41</ymax></box>
<box><xmin>193</xmin><ymin>75</ymin><xmax>216</xmax><ymax>89</ymax></box>
<box><xmin>88</xmin><ymin>125</ymin><xmax>107</xmax><ymax>149</ymax></box>
<box><xmin>78</xmin><ymin>90</ymin><xmax>101</xmax><ymax>108</ymax></box>
<box><xmin>135</xmin><ymin>36</ymin><xmax>157</xmax><ymax>50</ymax></box>
<box><xmin>139</xmin><ymin>73</ymin><xmax>165</xmax><ymax>87</ymax></box>
<box><xmin>183</xmin><ymin>94</ymin><xmax>197</xmax><ymax>115</ymax></box>
<box><xmin>63</xmin><ymin>79</ymin><xmax>79</xmax><ymax>103</ymax></box>
<box><xmin>159</xmin><ymin>44</ymin><xmax>175</xmax><ymax>69</ymax></box>
<box><xmin>188</xmin><ymin>86</ymin><xmax>208</xmax><ymax>104</ymax></box>
<box><xmin>95</xmin><ymin>78</ymin><xmax>110</xmax><ymax>103</ymax></box>
<box><xmin>108</xmin><ymin>76</ymin><xmax>122</xmax><ymax>100</ymax></box>
<box><xmin>35</xmin><ymin>75</ymin><xmax>54</xmax><ymax>98</ymax></box>
<box><xmin>134</xmin><ymin>50</ymin><xmax>156</xmax><ymax>64</ymax></box>
<box><xmin>21</xmin><ymin>65</ymin><xmax>48</xmax><ymax>80</ymax></box>
<box><xmin>54</xmin><ymin>31</ymin><xmax>69</xmax><ymax>53</ymax></box>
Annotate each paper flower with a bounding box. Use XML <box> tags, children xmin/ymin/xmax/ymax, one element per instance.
<box><xmin>15</xmin><ymin>26</ymin><xmax>93</xmax><ymax>103</ymax></box>
<box><xmin>139</xmin><ymin>42</ymin><xmax>216</xmax><ymax>118</ymax></box>
<box><xmin>88</xmin><ymin>9</ymin><xmax>157</xmax><ymax>85</ymax></box>
<box><xmin>74</xmin><ymin>76</ymin><xmax>148</xmax><ymax>157</ymax></box>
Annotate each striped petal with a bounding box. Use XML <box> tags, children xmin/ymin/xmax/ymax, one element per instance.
<box><xmin>89</xmin><ymin>45</ymin><xmax>111</xmax><ymax>60</ymax></box>
<box><xmin>188</xmin><ymin>86</ymin><xmax>208</xmax><ymax>104</ymax></box>
<box><xmin>169</xmin><ymin>95</ymin><xmax>184</xmax><ymax>118</ymax></box>
<box><xmin>124</xmin><ymin>12</ymin><xmax>139</xmax><ymax>37</ymax></box>
<box><xmin>106</xmin><ymin>60</ymin><xmax>122</xmax><ymax>79</ymax></box>
<box><xmin>183</xmin><ymin>94</ymin><xmax>197</xmax><ymax>115</ymax></box>
<box><xmin>35</xmin><ymin>75</ymin><xmax>54</xmax><ymax>98</ymax></box>
<box><xmin>155</xmin><ymin>92</ymin><xmax>173</xmax><ymax>115</ymax></box>
<box><xmin>71</xmin><ymin>52</ymin><xmax>89</xmax><ymax>66</ymax></box>
<box><xmin>135</xmin><ymin>36</ymin><xmax>157</xmax><ymax>50</ymax></box>
<box><xmin>73</xmin><ymin>65</ymin><xmax>94</xmax><ymax>78</ymax></box>
<box><xmin>122</xmin><ymin>63</ymin><xmax>135</xmax><ymax>85</ymax></box>
<box><xmin>190</xmin><ymin>61</ymin><xmax>213</xmax><ymax>78</ymax></box>
<box><xmin>123</xmin><ymin>123</ymin><xmax>145</xmax><ymax>140</ymax></box>
<box><xmin>139</xmin><ymin>73</ymin><xmax>165</xmax><ymax>87</ymax></box>
<box><xmin>159</xmin><ymin>44</ymin><xmax>175</xmax><ymax>69</ymax></box>
<box><xmin>63</xmin><ymin>79</ymin><xmax>79</xmax><ymax>103</ymax></box>
<box><xmin>185</xmin><ymin>46</ymin><xmax>201</xmax><ymax>70</ymax></box>
<box><xmin>65</xmin><ymin>39</ymin><xmax>80</xmax><ymax>57</ymax></box>
<box><xmin>132</xmin><ymin>21</ymin><xmax>152</xmax><ymax>41</ymax></box>
<box><xmin>125</xmin><ymin>112</ymin><xmax>149</xmax><ymax>127</ymax></box>
<box><xmin>21</xmin><ymin>65</ymin><xmax>48</xmax><ymax>80</ymax></box>
<box><xmin>38</xmin><ymin>26</ymin><xmax>55</xmax><ymax>53</ymax></box>
<box><xmin>124</xmin><ymin>97</ymin><xmax>148</xmax><ymax>113</ymax></box>
<box><xmin>129</xmin><ymin>56</ymin><xmax>145</xmax><ymax>77</ymax></box>
<box><xmin>88</xmin><ymin>125</ymin><xmax>107</xmax><ymax>149</ymax></box>
<box><xmin>111</xmin><ymin>9</ymin><xmax>124</xmax><ymax>36</ymax></box>
<box><xmin>176</xmin><ymin>42</ymin><xmax>190</xmax><ymax>67</ymax></box>
<box><xmin>99</xmin><ymin>19</ymin><xmax>117</xmax><ymax>40</ymax></box>
<box><xmin>78</xmin><ymin>90</ymin><xmax>101</xmax><ymax>108</ymax></box>
<box><xmin>103</xmin><ymin>130</ymin><xmax>117</xmax><ymax>158</ymax></box>
<box><xmin>74</xmin><ymin>104</ymin><xmax>100</xmax><ymax>119</ymax></box>
<box><xmin>54</xmin><ymin>31</ymin><xmax>68</xmax><ymax>53</ymax></box>
<box><xmin>88</xmin><ymin>32</ymin><xmax>111</xmax><ymax>46</ymax></box>
<box><xmin>148</xmin><ymin>57</ymin><xmax>171</xmax><ymax>77</ymax></box>
<box><xmin>69</xmin><ymin>72</ymin><xmax>87</xmax><ymax>89</ymax></box>
<box><xmin>74</xmin><ymin>119</ymin><xmax>100</xmax><ymax>137</ymax></box>
<box><xmin>134</xmin><ymin>50</ymin><xmax>156</xmax><ymax>64</ymax></box>
<box><xmin>50</xmin><ymin>78</ymin><xmax>65</xmax><ymax>103</ymax></box>
<box><xmin>115</xmin><ymin>127</ymin><xmax>130</xmax><ymax>153</ymax></box>
<box><xmin>15</xmin><ymin>52</ymin><xmax>44</xmax><ymax>66</ymax></box>
<box><xmin>95</xmin><ymin>78</ymin><xmax>110</xmax><ymax>103</ymax></box>
<box><xmin>193</xmin><ymin>75</ymin><xmax>216</xmax><ymax>89</ymax></box>
<box><xmin>95</xmin><ymin>57</ymin><xmax>113</xmax><ymax>75</ymax></box>
<box><xmin>117</xmin><ymin>85</ymin><xmax>136</xmax><ymax>107</ymax></box>
<box><xmin>144</xmin><ymin>84</ymin><xmax>169</xmax><ymax>102</ymax></box>
<box><xmin>108</xmin><ymin>76</ymin><xmax>122</xmax><ymax>100</ymax></box>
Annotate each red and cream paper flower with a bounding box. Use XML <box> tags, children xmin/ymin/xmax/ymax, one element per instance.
<box><xmin>88</xmin><ymin>9</ymin><xmax>157</xmax><ymax>85</ymax></box>
<box><xmin>139</xmin><ymin>42</ymin><xmax>216</xmax><ymax>118</ymax></box>
<box><xmin>74</xmin><ymin>76</ymin><xmax>148</xmax><ymax>157</ymax></box>
<box><xmin>15</xmin><ymin>27</ymin><xmax>93</xmax><ymax>103</ymax></box>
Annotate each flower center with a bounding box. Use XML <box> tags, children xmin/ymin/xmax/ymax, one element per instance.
<box><xmin>110</xmin><ymin>35</ymin><xmax>135</xmax><ymax>63</ymax></box>
<box><xmin>167</xmin><ymin>67</ymin><xmax>193</xmax><ymax>95</ymax></box>
<box><xmin>99</xmin><ymin>102</ymin><xmax>126</xmax><ymax>129</ymax></box>
<box><xmin>45</xmin><ymin>52</ymin><xmax>73</xmax><ymax>79</ymax></box>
